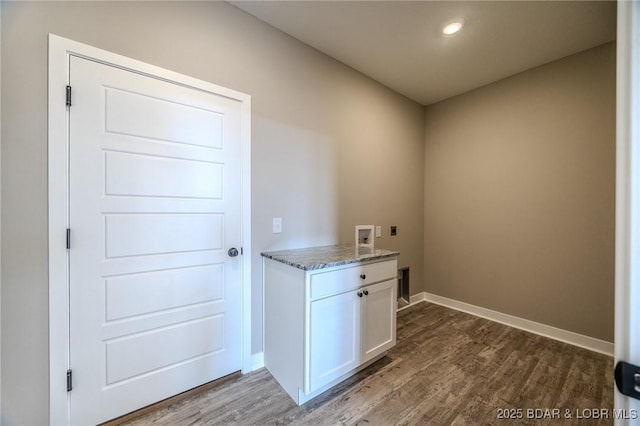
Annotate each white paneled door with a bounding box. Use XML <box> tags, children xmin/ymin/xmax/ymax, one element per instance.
<box><xmin>68</xmin><ymin>56</ymin><xmax>242</xmax><ymax>425</ymax></box>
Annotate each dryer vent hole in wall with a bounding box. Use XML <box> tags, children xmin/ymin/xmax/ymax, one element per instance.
<box><xmin>398</xmin><ymin>267</ymin><xmax>410</xmax><ymax>309</ymax></box>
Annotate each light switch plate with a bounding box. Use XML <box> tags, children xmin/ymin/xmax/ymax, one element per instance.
<box><xmin>273</xmin><ymin>217</ymin><xmax>282</xmax><ymax>233</ymax></box>
<box><xmin>376</xmin><ymin>226</ymin><xmax>382</xmax><ymax>238</ymax></box>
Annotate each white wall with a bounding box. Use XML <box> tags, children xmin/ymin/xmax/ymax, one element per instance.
<box><xmin>0</xmin><ymin>2</ymin><xmax>425</xmax><ymax>424</ymax></box>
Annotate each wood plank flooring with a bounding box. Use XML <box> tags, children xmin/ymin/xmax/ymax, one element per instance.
<box><xmin>106</xmin><ymin>302</ymin><xmax>614</xmax><ymax>426</ymax></box>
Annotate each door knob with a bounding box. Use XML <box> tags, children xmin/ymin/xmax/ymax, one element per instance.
<box><xmin>228</xmin><ymin>247</ymin><xmax>239</xmax><ymax>257</ymax></box>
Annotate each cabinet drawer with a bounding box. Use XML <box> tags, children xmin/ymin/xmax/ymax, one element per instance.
<box><xmin>310</xmin><ymin>259</ymin><xmax>397</xmax><ymax>300</ymax></box>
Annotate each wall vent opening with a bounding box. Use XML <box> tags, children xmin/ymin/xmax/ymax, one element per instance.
<box><xmin>398</xmin><ymin>267</ymin><xmax>410</xmax><ymax>309</ymax></box>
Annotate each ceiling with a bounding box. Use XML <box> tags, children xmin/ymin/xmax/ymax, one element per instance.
<box><xmin>230</xmin><ymin>1</ymin><xmax>617</xmax><ymax>105</ymax></box>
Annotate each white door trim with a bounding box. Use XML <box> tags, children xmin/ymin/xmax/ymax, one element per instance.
<box><xmin>615</xmin><ymin>2</ymin><xmax>640</xmax><ymax>423</ymax></box>
<box><xmin>0</xmin><ymin>2</ymin><xmax>3</xmax><ymax>418</ymax></box>
<box><xmin>48</xmin><ymin>34</ymin><xmax>252</xmax><ymax>425</ymax></box>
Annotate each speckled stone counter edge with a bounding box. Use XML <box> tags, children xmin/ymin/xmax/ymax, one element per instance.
<box><xmin>261</xmin><ymin>244</ymin><xmax>400</xmax><ymax>271</ymax></box>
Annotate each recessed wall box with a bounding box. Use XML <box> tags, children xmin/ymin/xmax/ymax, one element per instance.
<box><xmin>355</xmin><ymin>225</ymin><xmax>375</xmax><ymax>248</ymax></box>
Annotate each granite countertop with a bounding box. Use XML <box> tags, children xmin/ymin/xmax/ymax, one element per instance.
<box><xmin>261</xmin><ymin>244</ymin><xmax>399</xmax><ymax>271</ymax></box>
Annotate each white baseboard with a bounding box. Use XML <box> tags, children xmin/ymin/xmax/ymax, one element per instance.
<box><xmin>249</xmin><ymin>352</ymin><xmax>265</xmax><ymax>371</ymax></box>
<box><xmin>397</xmin><ymin>293</ymin><xmax>427</xmax><ymax>312</ymax></box>
<box><xmin>410</xmin><ymin>293</ymin><xmax>427</xmax><ymax>305</ymax></box>
<box><xmin>405</xmin><ymin>291</ymin><xmax>613</xmax><ymax>356</ymax></box>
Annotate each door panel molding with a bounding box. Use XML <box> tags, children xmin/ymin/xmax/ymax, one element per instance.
<box><xmin>48</xmin><ymin>34</ymin><xmax>252</xmax><ymax>425</ymax></box>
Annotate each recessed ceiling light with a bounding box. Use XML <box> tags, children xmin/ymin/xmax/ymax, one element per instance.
<box><xmin>442</xmin><ymin>21</ymin><xmax>463</xmax><ymax>35</ymax></box>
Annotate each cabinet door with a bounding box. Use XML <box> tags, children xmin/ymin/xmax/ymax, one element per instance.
<box><xmin>362</xmin><ymin>279</ymin><xmax>397</xmax><ymax>363</ymax></box>
<box><xmin>308</xmin><ymin>290</ymin><xmax>362</xmax><ymax>393</ymax></box>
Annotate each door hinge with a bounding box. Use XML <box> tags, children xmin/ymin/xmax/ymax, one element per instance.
<box><xmin>66</xmin><ymin>85</ymin><xmax>72</xmax><ymax>107</ymax></box>
<box><xmin>66</xmin><ymin>228</ymin><xmax>71</xmax><ymax>250</ymax></box>
<box><xmin>241</xmin><ymin>247</ymin><xmax>244</xmax><ymax>255</ymax></box>
<box><xmin>615</xmin><ymin>361</ymin><xmax>640</xmax><ymax>400</ymax></box>
<box><xmin>66</xmin><ymin>369</ymin><xmax>73</xmax><ymax>392</ymax></box>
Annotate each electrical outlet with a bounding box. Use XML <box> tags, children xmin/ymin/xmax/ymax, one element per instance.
<box><xmin>273</xmin><ymin>217</ymin><xmax>282</xmax><ymax>234</ymax></box>
<box><xmin>390</xmin><ymin>226</ymin><xmax>397</xmax><ymax>236</ymax></box>
<box><xmin>376</xmin><ymin>226</ymin><xmax>382</xmax><ymax>238</ymax></box>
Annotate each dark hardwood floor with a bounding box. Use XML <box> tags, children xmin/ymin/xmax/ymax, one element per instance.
<box><xmin>106</xmin><ymin>302</ymin><xmax>614</xmax><ymax>426</ymax></box>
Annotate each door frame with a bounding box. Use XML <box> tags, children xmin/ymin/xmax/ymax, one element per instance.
<box><xmin>47</xmin><ymin>34</ymin><xmax>252</xmax><ymax>425</ymax></box>
<box><xmin>615</xmin><ymin>1</ymin><xmax>640</xmax><ymax>421</ymax></box>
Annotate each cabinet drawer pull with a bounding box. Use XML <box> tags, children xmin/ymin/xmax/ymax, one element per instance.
<box><xmin>360</xmin><ymin>274</ymin><xmax>366</xmax><ymax>279</ymax></box>
<box><xmin>363</xmin><ymin>290</ymin><xmax>369</xmax><ymax>296</ymax></box>
<box><xmin>357</xmin><ymin>292</ymin><xmax>363</xmax><ymax>298</ymax></box>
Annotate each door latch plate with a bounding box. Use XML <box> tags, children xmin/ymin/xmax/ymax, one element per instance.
<box><xmin>615</xmin><ymin>361</ymin><xmax>640</xmax><ymax>400</ymax></box>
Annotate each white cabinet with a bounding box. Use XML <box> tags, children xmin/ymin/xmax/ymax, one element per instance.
<box><xmin>308</xmin><ymin>278</ymin><xmax>397</xmax><ymax>393</ymax></box>
<box><xmin>308</xmin><ymin>289</ymin><xmax>361</xmax><ymax>392</ymax></box>
<box><xmin>362</xmin><ymin>279</ymin><xmax>397</xmax><ymax>362</ymax></box>
<box><xmin>263</xmin><ymin>250</ymin><xmax>398</xmax><ymax>405</ymax></box>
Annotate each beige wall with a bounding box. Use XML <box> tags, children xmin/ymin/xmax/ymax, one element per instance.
<box><xmin>0</xmin><ymin>1</ymin><xmax>616</xmax><ymax>423</ymax></box>
<box><xmin>424</xmin><ymin>42</ymin><xmax>616</xmax><ymax>343</ymax></box>
<box><xmin>0</xmin><ymin>1</ymin><xmax>425</xmax><ymax>424</ymax></box>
